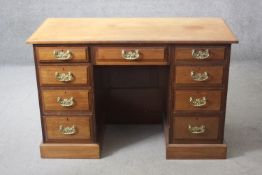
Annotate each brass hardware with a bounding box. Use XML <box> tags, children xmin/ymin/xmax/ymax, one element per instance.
<box><xmin>55</xmin><ymin>72</ymin><xmax>74</xmax><ymax>82</ymax></box>
<box><xmin>57</xmin><ymin>97</ymin><xmax>74</xmax><ymax>107</ymax></box>
<box><xmin>59</xmin><ymin>125</ymin><xmax>77</xmax><ymax>135</ymax></box>
<box><xmin>191</xmin><ymin>71</ymin><xmax>209</xmax><ymax>81</ymax></box>
<box><xmin>189</xmin><ymin>96</ymin><xmax>207</xmax><ymax>107</ymax></box>
<box><xmin>53</xmin><ymin>50</ymin><xmax>73</xmax><ymax>60</ymax></box>
<box><xmin>192</xmin><ymin>49</ymin><xmax>209</xmax><ymax>60</ymax></box>
<box><xmin>121</xmin><ymin>49</ymin><xmax>140</xmax><ymax>60</ymax></box>
<box><xmin>188</xmin><ymin>124</ymin><xmax>206</xmax><ymax>134</ymax></box>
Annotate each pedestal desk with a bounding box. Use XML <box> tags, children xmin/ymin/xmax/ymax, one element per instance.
<box><xmin>27</xmin><ymin>18</ymin><xmax>238</xmax><ymax>159</ymax></box>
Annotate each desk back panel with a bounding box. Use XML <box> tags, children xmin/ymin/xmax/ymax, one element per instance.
<box><xmin>94</xmin><ymin>66</ymin><xmax>169</xmax><ymax>124</ymax></box>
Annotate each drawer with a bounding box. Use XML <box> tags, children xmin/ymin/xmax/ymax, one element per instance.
<box><xmin>41</xmin><ymin>89</ymin><xmax>92</xmax><ymax>112</ymax></box>
<box><xmin>94</xmin><ymin>47</ymin><xmax>167</xmax><ymax>65</ymax></box>
<box><xmin>35</xmin><ymin>46</ymin><xmax>88</xmax><ymax>62</ymax></box>
<box><xmin>175</xmin><ymin>66</ymin><xmax>224</xmax><ymax>85</ymax></box>
<box><xmin>44</xmin><ymin>116</ymin><xmax>91</xmax><ymax>141</ymax></box>
<box><xmin>175</xmin><ymin>46</ymin><xmax>225</xmax><ymax>61</ymax></box>
<box><xmin>173</xmin><ymin>116</ymin><xmax>219</xmax><ymax>140</ymax></box>
<box><xmin>39</xmin><ymin>65</ymin><xmax>91</xmax><ymax>86</ymax></box>
<box><xmin>174</xmin><ymin>90</ymin><xmax>222</xmax><ymax>111</ymax></box>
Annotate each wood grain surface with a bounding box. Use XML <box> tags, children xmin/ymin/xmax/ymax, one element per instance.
<box><xmin>27</xmin><ymin>18</ymin><xmax>238</xmax><ymax>44</ymax></box>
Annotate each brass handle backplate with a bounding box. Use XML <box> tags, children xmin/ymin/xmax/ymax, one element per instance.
<box><xmin>57</xmin><ymin>97</ymin><xmax>74</xmax><ymax>107</ymax></box>
<box><xmin>189</xmin><ymin>96</ymin><xmax>207</xmax><ymax>107</ymax></box>
<box><xmin>59</xmin><ymin>125</ymin><xmax>77</xmax><ymax>135</ymax></box>
<box><xmin>191</xmin><ymin>71</ymin><xmax>209</xmax><ymax>81</ymax></box>
<box><xmin>53</xmin><ymin>50</ymin><xmax>72</xmax><ymax>60</ymax></box>
<box><xmin>192</xmin><ymin>49</ymin><xmax>209</xmax><ymax>60</ymax></box>
<box><xmin>121</xmin><ymin>49</ymin><xmax>140</xmax><ymax>60</ymax></box>
<box><xmin>188</xmin><ymin>124</ymin><xmax>206</xmax><ymax>134</ymax></box>
<box><xmin>55</xmin><ymin>72</ymin><xmax>74</xmax><ymax>82</ymax></box>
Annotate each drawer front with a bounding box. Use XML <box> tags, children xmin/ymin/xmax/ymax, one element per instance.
<box><xmin>44</xmin><ymin>116</ymin><xmax>91</xmax><ymax>141</ymax></box>
<box><xmin>173</xmin><ymin>116</ymin><xmax>219</xmax><ymax>140</ymax></box>
<box><xmin>42</xmin><ymin>89</ymin><xmax>92</xmax><ymax>112</ymax></box>
<box><xmin>36</xmin><ymin>46</ymin><xmax>88</xmax><ymax>62</ymax></box>
<box><xmin>175</xmin><ymin>47</ymin><xmax>225</xmax><ymax>61</ymax></box>
<box><xmin>174</xmin><ymin>90</ymin><xmax>222</xmax><ymax>111</ymax></box>
<box><xmin>175</xmin><ymin>66</ymin><xmax>224</xmax><ymax>85</ymax></box>
<box><xmin>173</xmin><ymin>116</ymin><xmax>219</xmax><ymax>139</ymax></box>
<box><xmin>94</xmin><ymin>47</ymin><xmax>167</xmax><ymax>65</ymax></box>
<box><xmin>39</xmin><ymin>65</ymin><xmax>91</xmax><ymax>86</ymax></box>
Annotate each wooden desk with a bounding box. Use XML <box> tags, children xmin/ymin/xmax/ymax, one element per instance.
<box><xmin>27</xmin><ymin>18</ymin><xmax>238</xmax><ymax>159</ymax></box>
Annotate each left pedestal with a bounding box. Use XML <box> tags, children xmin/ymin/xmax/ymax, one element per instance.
<box><xmin>33</xmin><ymin>45</ymin><xmax>98</xmax><ymax>159</ymax></box>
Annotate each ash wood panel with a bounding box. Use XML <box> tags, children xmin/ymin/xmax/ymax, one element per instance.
<box><xmin>40</xmin><ymin>143</ymin><xmax>100</xmax><ymax>159</ymax></box>
<box><xmin>175</xmin><ymin>66</ymin><xmax>224</xmax><ymax>85</ymax></box>
<box><xmin>41</xmin><ymin>89</ymin><xmax>92</xmax><ymax>112</ymax></box>
<box><xmin>35</xmin><ymin>46</ymin><xmax>88</xmax><ymax>62</ymax></box>
<box><xmin>173</xmin><ymin>116</ymin><xmax>219</xmax><ymax>140</ymax></box>
<box><xmin>39</xmin><ymin>65</ymin><xmax>90</xmax><ymax>86</ymax></box>
<box><xmin>174</xmin><ymin>90</ymin><xmax>222</xmax><ymax>111</ymax></box>
<box><xmin>26</xmin><ymin>18</ymin><xmax>238</xmax><ymax>44</ymax></box>
<box><xmin>44</xmin><ymin>116</ymin><xmax>91</xmax><ymax>141</ymax></box>
<box><xmin>175</xmin><ymin>47</ymin><xmax>225</xmax><ymax>61</ymax></box>
<box><xmin>94</xmin><ymin>47</ymin><xmax>167</xmax><ymax>65</ymax></box>
<box><xmin>166</xmin><ymin>144</ymin><xmax>227</xmax><ymax>159</ymax></box>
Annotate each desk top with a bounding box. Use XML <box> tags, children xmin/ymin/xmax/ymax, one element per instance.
<box><xmin>27</xmin><ymin>18</ymin><xmax>238</xmax><ymax>44</ymax></box>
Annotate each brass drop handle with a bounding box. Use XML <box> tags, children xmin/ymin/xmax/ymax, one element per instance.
<box><xmin>192</xmin><ymin>49</ymin><xmax>209</xmax><ymax>60</ymax></box>
<box><xmin>188</xmin><ymin>124</ymin><xmax>206</xmax><ymax>134</ymax></box>
<box><xmin>57</xmin><ymin>97</ymin><xmax>74</xmax><ymax>107</ymax></box>
<box><xmin>121</xmin><ymin>49</ymin><xmax>140</xmax><ymax>60</ymax></box>
<box><xmin>55</xmin><ymin>72</ymin><xmax>74</xmax><ymax>82</ymax></box>
<box><xmin>53</xmin><ymin>50</ymin><xmax>72</xmax><ymax>60</ymax></box>
<box><xmin>59</xmin><ymin>125</ymin><xmax>77</xmax><ymax>135</ymax></box>
<box><xmin>189</xmin><ymin>96</ymin><xmax>207</xmax><ymax>107</ymax></box>
<box><xmin>191</xmin><ymin>71</ymin><xmax>208</xmax><ymax>81</ymax></box>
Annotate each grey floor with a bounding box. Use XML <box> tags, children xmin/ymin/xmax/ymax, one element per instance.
<box><xmin>0</xmin><ymin>60</ymin><xmax>262</xmax><ymax>175</ymax></box>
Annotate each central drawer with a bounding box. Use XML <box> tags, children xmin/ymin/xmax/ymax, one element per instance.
<box><xmin>41</xmin><ymin>89</ymin><xmax>92</xmax><ymax>112</ymax></box>
<box><xmin>94</xmin><ymin>46</ymin><xmax>167</xmax><ymax>65</ymax></box>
